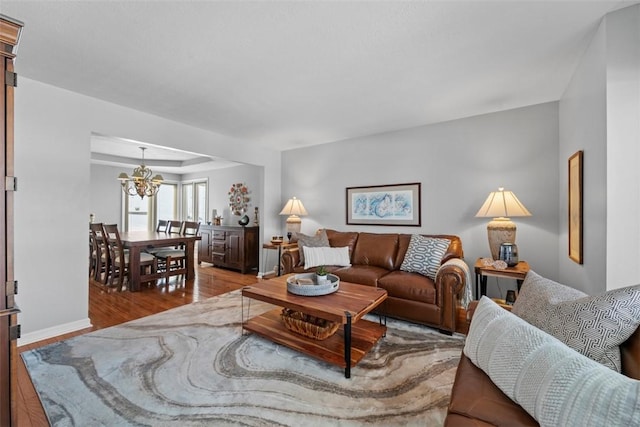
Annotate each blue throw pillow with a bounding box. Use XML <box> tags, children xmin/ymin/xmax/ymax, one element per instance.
<box><xmin>400</xmin><ymin>235</ymin><xmax>450</xmax><ymax>280</ymax></box>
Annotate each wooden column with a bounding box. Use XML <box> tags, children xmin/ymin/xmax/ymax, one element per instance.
<box><xmin>0</xmin><ymin>14</ymin><xmax>23</xmax><ymax>427</ymax></box>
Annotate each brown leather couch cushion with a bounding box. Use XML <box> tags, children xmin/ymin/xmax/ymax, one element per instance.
<box><xmin>621</xmin><ymin>327</ymin><xmax>640</xmax><ymax>380</ymax></box>
<box><xmin>447</xmin><ymin>354</ymin><xmax>538</xmax><ymax>427</ymax></box>
<box><xmin>351</xmin><ymin>232</ymin><xmax>398</xmax><ymax>270</ymax></box>
<box><xmin>332</xmin><ymin>265</ymin><xmax>389</xmax><ymax>287</ymax></box>
<box><xmin>444</xmin><ymin>413</ymin><xmax>495</xmax><ymax>426</ymax></box>
<box><xmin>377</xmin><ymin>271</ymin><xmax>436</xmax><ymax>304</ymax></box>
<box><xmin>325</xmin><ymin>229</ymin><xmax>359</xmax><ymax>256</ymax></box>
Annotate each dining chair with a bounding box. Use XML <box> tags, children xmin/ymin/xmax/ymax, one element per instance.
<box><xmin>103</xmin><ymin>223</ymin><xmax>157</xmax><ymax>290</ymax></box>
<box><xmin>144</xmin><ymin>219</ymin><xmax>170</xmax><ymax>256</ymax></box>
<box><xmin>167</xmin><ymin>220</ymin><xmax>184</xmax><ymax>234</ymax></box>
<box><xmin>156</xmin><ymin>219</ymin><xmax>169</xmax><ymax>233</ymax></box>
<box><xmin>154</xmin><ymin>221</ymin><xmax>200</xmax><ymax>283</ymax></box>
<box><xmin>89</xmin><ymin>228</ymin><xmax>96</xmax><ymax>279</ymax></box>
<box><xmin>89</xmin><ymin>222</ymin><xmax>110</xmax><ymax>284</ymax></box>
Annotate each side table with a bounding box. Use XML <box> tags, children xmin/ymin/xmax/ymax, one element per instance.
<box><xmin>262</xmin><ymin>242</ymin><xmax>297</xmax><ymax>276</ymax></box>
<box><xmin>474</xmin><ymin>258</ymin><xmax>530</xmax><ymax>299</ymax></box>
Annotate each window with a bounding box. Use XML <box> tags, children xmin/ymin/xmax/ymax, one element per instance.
<box><xmin>156</xmin><ymin>183</ymin><xmax>178</xmax><ymax>222</ymax></box>
<box><xmin>123</xmin><ymin>194</ymin><xmax>150</xmax><ymax>231</ymax></box>
<box><xmin>196</xmin><ymin>181</ymin><xmax>207</xmax><ymax>223</ymax></box>
<box><xmin>182</xmin><ymin>180</ymin><xmax>208</xmax><ymax>223</ymax></box>
<box><xmin>122</xmin><ymin>180</ymin><xmax>206</xmax><ymax>231</ymax></box>
<box><xmin>182</xmin><ymin>183</ymin><xmax>194</xmax><ymax>221</ymax></box>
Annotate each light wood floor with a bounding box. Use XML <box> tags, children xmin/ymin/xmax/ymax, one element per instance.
<box><xmin>15</xmin><ymin>263</ymin><xmax>262</xmax><ymax>427</ymax></box>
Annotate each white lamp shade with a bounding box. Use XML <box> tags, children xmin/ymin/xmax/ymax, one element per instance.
<box><xmin>475</xmin><ymin>188</ymin><xmax>531</xmax><ymax>219</ymax></box>
<box><xmin>279</xmin><ymin>197</ymin><xmax>308</xmax><ymax>216</ymax></box>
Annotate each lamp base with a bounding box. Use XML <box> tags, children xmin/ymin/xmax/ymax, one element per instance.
<box><xmin>285</xmin><ymin>215</ymin><xmax>302</xmax><ymax>237</ymax></box>
<box><xmin>487</xmin><ymin>217</ymin><xmax>516</xmax><ymax>260</ymax></box>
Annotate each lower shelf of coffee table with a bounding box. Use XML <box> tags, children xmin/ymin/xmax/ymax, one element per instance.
<box><xmin>243</xmin><ymin>308</ymin><xmax>386</xmax><ymax>368</ymax></box>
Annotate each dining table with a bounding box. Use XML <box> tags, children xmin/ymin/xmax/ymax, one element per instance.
<box><xmin>119</xmin><ymin>231</ymin><xmax>201</xmax><ymax>291</ymax></box>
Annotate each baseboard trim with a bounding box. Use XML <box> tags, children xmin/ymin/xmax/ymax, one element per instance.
<box><xmin>256</xmin><ymin>268</ymin><xmax>277</xmax><ymax>279</ymax></box>
<box><xmin>18</xmin><ymin>318</ymin><xmax>93</xmax><ymax>347</ymax></box>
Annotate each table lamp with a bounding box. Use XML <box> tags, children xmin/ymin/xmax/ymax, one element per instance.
<box><xmin>279</xmin><ymin>197</ymin><xmax>308</xmax><ymax>241</ymax></box>
<box><xmin>475</xmin><ymin>187</ymin><xmax>531</xmax><ymax>260</ymax></box>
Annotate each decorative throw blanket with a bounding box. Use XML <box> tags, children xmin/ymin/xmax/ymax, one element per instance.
<box><xmin>437</xmin><ymin>258</ymin><xmax>473</xmax><ymax>309</ymax></box>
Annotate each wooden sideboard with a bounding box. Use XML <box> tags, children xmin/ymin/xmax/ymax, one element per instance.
<box><xmin>199</xmin><ymin>225</ymin><xmax>259</xmax><ymax>274</ymax></box>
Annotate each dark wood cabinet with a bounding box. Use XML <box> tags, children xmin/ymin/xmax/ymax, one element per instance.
<box><xmin>0</xmin><ymin>15</ymin><xmax>22</xmax><ymax>427</ymax></box>
<box><xmin>199</xmin><ymin>225</ymin><xmax>258</xmax><ymax>274</ymax></box>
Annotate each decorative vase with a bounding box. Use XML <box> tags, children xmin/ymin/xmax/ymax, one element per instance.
<box><xmin>238</xmin><ymin>214</ymin><xmax>250</xmax><ymax>226</ymax></box>
<box><xmin>316</xmin><ymin>274</ymin><xmax>329</xmax><ymax>285</ymax></box>
<box><xmin>499</xmin><ymin>242</ymin><xmax>519</xmax><ymax>267</ymax></box>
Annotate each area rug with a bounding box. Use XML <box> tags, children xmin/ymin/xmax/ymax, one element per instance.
<box><xmin>22</xmin><ymin>290</ymin><xmax>465</xmax><ymax>426</ymax></box>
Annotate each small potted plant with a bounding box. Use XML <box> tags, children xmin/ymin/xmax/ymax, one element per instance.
<box><xmin>315</xmin><ymin>266</ymin><xmax>329</xmax><ymax>285</ymax></box>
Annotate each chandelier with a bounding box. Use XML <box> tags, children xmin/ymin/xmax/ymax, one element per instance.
<box><xmin>117</xmin><ymin>147</ymin><xmax>164</xmax><ymax>199</ymax></box>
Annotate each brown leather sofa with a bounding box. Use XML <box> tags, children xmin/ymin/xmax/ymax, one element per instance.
<box><xmin>280</xmin><ymin>229</ymin><xmax>467</xmax><ymax>334</ymax></box>
<box><xmin>445</xmin><ymin>302</ymin><xmax>640</xmax><ymax>426</ymax></box>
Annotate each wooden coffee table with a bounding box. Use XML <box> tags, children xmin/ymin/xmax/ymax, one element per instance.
<box><xmin>242</xmin><ymin>275</ymin><xmax>388</xmax><ymax>378</ymax></box>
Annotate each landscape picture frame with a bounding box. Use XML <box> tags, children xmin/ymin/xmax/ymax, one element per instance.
<box><xmin>346</xmin><ymin>182</ymin><xmax>421</xmax><ymax>226</ymax></box>
<box><xmin>568</xmin><ymin>150</ymin><xmax>583</xmax><ymax>264</ymax></box>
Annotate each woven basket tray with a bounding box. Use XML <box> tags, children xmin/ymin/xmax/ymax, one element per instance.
<box><xmin>286</xmin><ymin>273</ymin><xmax>340</xmax><ymax>296</ymax></box>
<box><xmin>281</xmin><ymin>308</ymin><xmax>340</xmax><ymax>340</ymax></box>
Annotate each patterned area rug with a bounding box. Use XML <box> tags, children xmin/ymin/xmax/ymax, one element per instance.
<box><xmin>23</xmin><ymin>290</ymin><xmax>465</xmax><ymax>426</ymax></box>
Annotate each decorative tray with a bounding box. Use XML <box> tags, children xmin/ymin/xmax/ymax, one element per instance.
<box><xmin>286</xmin><ymin>273</ymin><xmax>340</xmax><ymax>296</ymax></box>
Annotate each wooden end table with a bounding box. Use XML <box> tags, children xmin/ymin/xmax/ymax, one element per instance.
<box><xmin>242</xmin><ymin>275</ymin><xmax>387</xmax><ymax>378</ymax></box>
<box><xmin>262</xmin><ymin>242</ymin><xmax>297</xmax><ymax>276</ymax></box>
<box><xmin>474</xmin><ymin>258</ymin><xmax>530</xmax><ymax>299</ymax></box>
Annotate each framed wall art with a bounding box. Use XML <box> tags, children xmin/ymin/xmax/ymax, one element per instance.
<box><xmin>346</xmin><ymin>182</ymin><xmax>421</xmax><ymax>226</ymax></box>
<box><xmin>568</xmin><ymin>150</ymin><xmax>583</xmax><ymax>264</ymax></box>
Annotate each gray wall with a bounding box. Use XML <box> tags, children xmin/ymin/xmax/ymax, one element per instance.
<box><xmin>559</xmin><ymin>3</ymin><xmax>640</xmax><ymax>293</ymax></box>
<box><xmin>282</xmin><ymin>102</ymin><xmax>560</xmax><ymax>299</ymax></box>
<box><xmin>605</xmin><ymin>5</ymin><xmax>640</xmax><ymax>289</ymax></box>
<box><xmin>558</xmin><ymin>14</ymin><xmax>607</xmax><ymax>294</ymax></box>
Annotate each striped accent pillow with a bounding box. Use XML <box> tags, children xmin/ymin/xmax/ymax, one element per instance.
<box><xmin>294</xmin><ymin>229</ymin><xmax>330</xmax><ymax>266</ymax></box>
<box><xmin>466</xmin><ymin>297</ymin><xmax>640</xmax><ymax>427</ymax></box>
<box><xmin>303</xmin><ymin>246</ymin><xmax>351</xmax><ymax>269</ymax></box>
<box><xmin>513</xmin><ymin>271</ymin><xmax>640</xmax><ymax>371</ymax></box>
<box><xmin>400</xmin><ymin>235</ymin><xmax>450</xmax><ymax>280</ymax></box>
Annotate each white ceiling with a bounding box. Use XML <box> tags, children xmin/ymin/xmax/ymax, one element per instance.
<box><xmin>2</xmin><ymin>0</ymin><xmax>636</xmax><ymax>168</ymax></box>
<box><xmin>90</xmin><ymin>134</ymin><xmax>240</xmax><ymax>174</ymax></box>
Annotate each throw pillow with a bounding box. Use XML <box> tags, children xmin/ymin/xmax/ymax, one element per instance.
<box><xmin>295</xmin><ymin>229</ymin><xmax>330</xmax><ymax>266</ymax></box>
<box><xmin>303</xmin><ymin>246</ymin><xmax>351</xmax><ymax>270</ymax></box>
<box><xmin>465</xmin><ymin>297</ymin><xmax>640</xmax><ymax>427</ymax></box>
<box><xmin>512</xmin><ymin>270</ymin><xmax>588</xmax><ymax>314</ymax></box>
<box><xmin>399</xmin><ymin>235</ymin><xmax>450</xmax><ymax>280</ymax></box>
<box><xmin>513</xmin><ymin>270</ymin><xmax>640</xmax><ymax>372</ymax></box>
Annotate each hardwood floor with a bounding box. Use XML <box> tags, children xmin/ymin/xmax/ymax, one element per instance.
<box><xmin>15</xmin><ymin>263</ymin><xmax>262</xmax><ymax>427</ymax></box>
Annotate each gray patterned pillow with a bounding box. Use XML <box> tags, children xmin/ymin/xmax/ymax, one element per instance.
<box><xmin>400</xmin><ymin>235</ymin><xmax>450</xmax><ymax>280</ymax></box>
<box><xmin>513</xmin><ymin>270</ymin><xmax>640</xmax><ymax>371</ymax></box>
<box><xmin>295</xmin><ymin>229</ymin><xmax>330</xmax><ymax>267</ymax></box>
<box><xmin>466</xmin><ymin>297</ymin><xmax>640</xmax><ymax>427</ymax></box>
<box><xmin>512</xmin><ymin>271</ymin><xmax>588</xmax><ymax>315</ymax></box>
